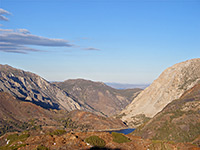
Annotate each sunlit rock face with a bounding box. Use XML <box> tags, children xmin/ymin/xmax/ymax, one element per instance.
<box><xmin>120</xmin><ymin>58</ymin><xmax>200</xmax><ymax>127</ymax></box>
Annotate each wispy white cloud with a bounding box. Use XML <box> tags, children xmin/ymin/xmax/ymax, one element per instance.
<box><xmin>0</xmin><ymin>42</ymin><xmax>42</xmax><ymax>54</ymax></box>
<box><xmin>0</xmin><ymin>15</ymin><xmax>9</xmax><ymax>21</ymax></box>
<box><xmin>0</xmin><ymin>8</ymin><xmax>11</xmax><ymax>21</ymax></box>
<box><xmin>0</xmin><ymin>28</ymin><xmax>14</xmax><ymax>32</ymax></box>
<box><xmin>0</xmin><ymin>8</ymin><xmax>11</xmax><ymax>15</ymax></box>
<box><xmin>17</xmin><ymin>29</ymin><xmax>30</xmax><ymax>34</ymax></box>
<box><xmin>84</xmin><ymin>47</ymin><xmax>100</xmax><ymax>51</ymax></box>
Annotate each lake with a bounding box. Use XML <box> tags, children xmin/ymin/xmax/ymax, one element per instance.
<box><xmin>108</xmin><ymin>128</ymin><xmax>135</xmax><ymax>135</ymax></box>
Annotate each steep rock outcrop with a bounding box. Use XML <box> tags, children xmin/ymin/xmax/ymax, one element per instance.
<box><xmin>0</xmin><ymin>65</ymin><xmax>81</xmax><ymax>111</ymax></box>
<box><xmin>120</xmin><ymin>58</ymin><xmax>200</xmax><ymax>126</ymax></box>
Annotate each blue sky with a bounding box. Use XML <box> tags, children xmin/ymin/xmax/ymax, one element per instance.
<box><xmin>0</xmin><ymin>0</ymin><xmax>199</xmax><ymax>84</ymax></box>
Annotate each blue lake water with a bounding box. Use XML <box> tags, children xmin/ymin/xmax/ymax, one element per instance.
<box><xmin>108</xmin><ymin>128</ymin><xmax>135</xmax><ymax>135</ymax></box>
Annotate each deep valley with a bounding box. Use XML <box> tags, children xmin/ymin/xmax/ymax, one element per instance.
<box><xmin>0</xmin><ymin>58</ymin><xmax>200</xmax><ymax>150</ymax></box>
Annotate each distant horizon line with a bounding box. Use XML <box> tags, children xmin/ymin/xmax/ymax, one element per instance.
<box><xmin>49</xmin><ymin>78</ymin><xmax>151</xmax><ymax>85</ymax></box>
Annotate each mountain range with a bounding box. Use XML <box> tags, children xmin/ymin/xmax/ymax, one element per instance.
<box><xmin>54</xmin><ymin>79</ymin><xmax>141</xmax><ymax>116</ymax></box>
<box><xmin>0</xmin><ymin>58</ymin><xmax>200</xmax><ymax>149</ymax></box>
<box><xmin>0</xmin><ymin>65</ymin><xmax>141</xmax><ymax>117</ymax></box>
<box><xmin>0</xmin><ymin>64</ymin><xmax>130</xmax><ymax>136</ymax></box>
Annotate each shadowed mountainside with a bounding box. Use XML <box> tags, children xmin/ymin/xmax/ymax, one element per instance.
<box><xmin>54</xmin><ymin>79</ymin><xmax>142</xmax><ymax>116</ymax></box>
<box><xmin>0</xmin><ymin>91</ymin><xmax>127</xmax><ymax>137</ymax></box>
<box><xmin>0</xmin><ymin>91</ymin><xmax>62</xmax><ymax>136</ymax></box>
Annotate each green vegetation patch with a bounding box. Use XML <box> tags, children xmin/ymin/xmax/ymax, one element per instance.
<box><xmin>0</xmin><ymin>133</ymin><xmax>30</xmax><ymax>150</ymax></box>
<box><xmin>49</xmin><ymin>129</ymin><xmax>66</xmax><ymax>136</ymax></box>
<box><xmin>10</xmin><ymin>144</ymin><xmax>28</xmax><ymax>150</ymax></box>
<box><xmin>0</xmin><ymin>120</ymin><xmax>30</xmax><ymax>136</ymax></box>
<box><xmin>7</xmin><ymin>133</ymin><xmax>30</xmax><ymax>144</ymax></box>
<box><xmin>37</xmin><ymin>145</ymin><xmax>49</xmax><ymax>150</ymax></box>
<box><xmin>85</xmin><ymin>135</ymin><xmax>106</xmax><ymax>147</ymax></box>
<box><xmin>61</xmin><ymin>117</ymin><xmax>91</xmax><ymax>130</ymax></box>
<box><xmin>111</xmin><ymin>132</ymin><xmax>131</xmax><ymax>143</ymax></box>
<box><xmin>61</xmin><ymin>117</ymin><xmax>78</xmax><ymax>128</ymax></box>
<box><xmin>151</xmin><ymin>120</ymin><xmax>200</xmax><ymax>143</ymax></box>
<box><xmin>115</xmin><ymin>113</ymin><xmax>126</xmax><ymax>119</ymax></box>
<box><xmin>0</xmin><ymin>144</ymin><xmax>28</xmax><ymax>150</ymax></box>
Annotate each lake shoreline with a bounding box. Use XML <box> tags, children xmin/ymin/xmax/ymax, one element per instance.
<box><xmin>72</xmin><ymin>127</ymin><xmax>136</xmax><ymax>135</ymax></box>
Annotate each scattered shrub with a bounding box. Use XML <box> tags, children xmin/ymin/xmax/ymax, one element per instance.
<box><xmin>10</xmin><ymin>144</ymin><xmax>28</xmax><ymax>150</ymax></box>
<box><xmin>7</xmin><ymin>133</ymin><xmax>30</xmax><ymax>144</ymax></box>
<box><xmin>0</xmin><ymin>133</ymin><xmax>29</xmax><ymax>150</ymax></box>
<box><xmin>37</xmin><ymin>145</ymin><xmax>49</xmax><ymax>150</ymax></box>
<box><xmin>50</xmin><ymin>129</ymin><xmax>66</xmax><ymax>136</ymax></box>
<box><xmin>111</xmin><ymin>132</ymin><xmax>131</xmax><ymax>143</ymax></box>
<box><xmin>85</xmin><ymin>136</ymin><xmax>106</xmax><ymax>147</ymax></box>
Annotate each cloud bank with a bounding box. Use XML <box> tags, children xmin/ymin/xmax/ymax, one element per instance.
<box><xmin>0</xmin><ymin>29</ymin><xmax>74</xmax><ymax>54</ymax></box>
<box><xmin>0</xmin><ymin>8</ymin><xmax>100</xmax><ymax>54</ymax></box>
<box><xmin>0</xmin><ymin>8</ymin><xmax>74</xmax><ymax>54</ymax></box>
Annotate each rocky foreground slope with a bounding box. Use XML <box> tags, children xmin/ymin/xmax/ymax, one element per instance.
<box><xmin>120</xmin><ymin>58</ymin><xmax>200</xmax><ymax>127</ymax></box>
<box><xmin>133</xmin><ymin>83</ymin><xmax>200</xmax><ymax>146</ymax></box>
<box><xmin>54</xmin><ymin>79</ymin><xmax>141</xmax><ymax>116</ymax></box>
<box><xmin>0</xmin><ymin>130</ymin><xmax>199</xmax><ymax>150</ymax></box>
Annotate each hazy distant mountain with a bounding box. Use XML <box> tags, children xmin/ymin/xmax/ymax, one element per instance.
<box><xmin>120</xmin><ymin>58</ymin><xmax>200</xmax><ymax>127</ymax></box>
<box><xmin>54</xmin><ymin>79</ymin><xmax>142</xmax><ymax>116</ymax></box>
<box><xmin>134</xmin><ymin>83</ymin><xmax>200</xmax><ymax>145</ymax></box>
<box><xmin>0</xmin><ymin>64</ymin><xmax>81</xmax><ymax>111</ymax></box>
<box><xmin>105</xmin><ymin>83</ymin><xmax>149</xmax><ymax>89</ymax></box>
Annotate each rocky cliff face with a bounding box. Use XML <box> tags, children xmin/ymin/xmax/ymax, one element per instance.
<box><xmin>54</xmin><ymin>79</ymin><xmax>142</xmax><ymax>116</ymax></box>
<box><xmin>120</xmin><ymin>58</ymin><xmax>200</xmax><ymax>127</ymax></box>
<box><xmin>0</xmin><ymin>65</ymin><xmax>81</xmax><ymax>111</ymax></box>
